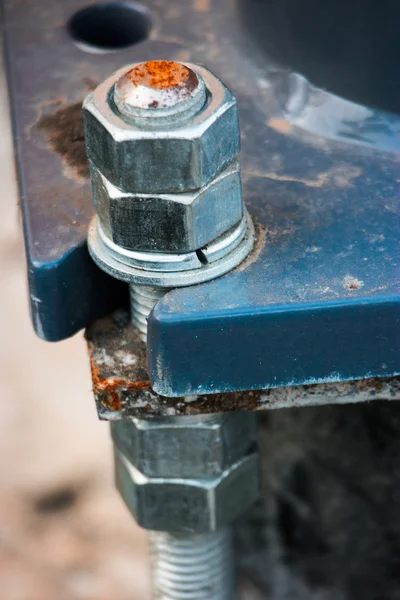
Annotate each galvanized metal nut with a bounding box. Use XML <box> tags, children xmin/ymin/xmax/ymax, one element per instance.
<box><xmin>89</xmin><ymin>160</ymin><xmax>243</xmax><ymax>253</ymax></box>
<box><xmin>111</xmin><ymin>412</ymin><xmax>257</xmax><ymax>479</ymax></box>
<box><xmin>89</xmin><ymin>212</ymin><xmax>253</xmax><ymax>288</ymax></box>
<box><xmin>114</xmin><ymin>448</ymin><xmax>259</xmax><ymax>533</ymax></box>
<box><xmin>83</xmin><ymin>62</ymin><xmax>240</xmax><ymax>194</ymax></box>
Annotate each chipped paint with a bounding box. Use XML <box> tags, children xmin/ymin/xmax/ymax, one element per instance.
<box><xmin>115</xmin><ymin>350</ymin><xmax>137</xmax><ymax>366</ymax></box>
<box><xmin>260</xmin><ymin>377</ymin><xmax>400</xmax><ymax>410</ymax></box>
<box><xmin>88</xmin><ymin>348</ymin><xmax>151</xmax><ymax>413</ymax></box>
<box><xmin>85</xmin><ymin>312</ymin><xmax>151</xmax><ymax>417</ymax></box>
<box><xmin>85</xmin><ymin>310</ymin><xmax>400</xmax><ymax>420</ymax></box>
<box><xmin>343</xmin><ymin>275</ymin><xmax>364</xmax><ymax>290</ymax></box>
<box><xmin>184</xmin><ymin>395</ymin><xmax>199</xmax><ymax>403</ymax></box>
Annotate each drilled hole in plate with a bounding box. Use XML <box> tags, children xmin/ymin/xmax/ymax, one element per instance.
<box><xmin>68</xmin><ymin>2</ymin><xmax>152</xmax><ymax>53</ymax></box>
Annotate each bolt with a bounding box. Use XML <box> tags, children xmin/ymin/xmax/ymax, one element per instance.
<box><xmin>113</xmin><ymin>60</ymin><xmax>207</xmax><ymax>125</ymax></box>
<box><xmin>86</xmin><ymin>60</ymin><xmax>253</xmax><ymax>285</ymax></box>
<box><xmin>149</xmin><ymin>529</ymin><xmax>234</xmax><ymax>600</ymax></box>
<box><xmin>84</xmin><ymin>60</ymin><xmax>258</xmax><ymax>600</ymax></box>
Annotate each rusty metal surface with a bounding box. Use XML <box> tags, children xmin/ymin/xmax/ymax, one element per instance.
<box><xmin>86</xmin><ymin>310</ymin><xmax>400</xmax><ymax>420</ymax></box>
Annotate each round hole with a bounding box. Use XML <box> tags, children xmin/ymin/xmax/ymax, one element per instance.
<box><xmin>68</xmin><ymin>2</ymin><xmax>152</xmax><ymax>52</ymax></box>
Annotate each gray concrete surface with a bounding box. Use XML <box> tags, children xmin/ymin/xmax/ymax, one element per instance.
<box><xmin>0</xmin><ymin>55</ymin><xmax>151</xmax><ymax>600</ymax></box>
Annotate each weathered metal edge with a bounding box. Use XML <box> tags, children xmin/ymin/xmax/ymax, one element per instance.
<box><xmin>94</xmin><ymin>371</ymin><xmax>400</xmax><ymax>421</ymax></box>
<box><xmin>86</xmin><ymin>311</ymin><xmax>400</xmax><ymax>420</ymax></box>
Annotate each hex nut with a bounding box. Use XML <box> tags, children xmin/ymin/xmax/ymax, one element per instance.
<box><xmin>115</xmin><ymin>449</ymin><xmax>260</xmax><ymax>533</ymax></box>
<box><xmin>83</xmin><ymin>64</ymin><xmax>240</xmax><ymax>194</ymax></box>
<box><xmin>111</xmin><ymin>412</ymin><xmax>257</xmax><ymax>479</ymax></box>
<box><xmin>90</xmin><ymin>160</ymin><xmax>243</xmax><ymax>253</ymax></box>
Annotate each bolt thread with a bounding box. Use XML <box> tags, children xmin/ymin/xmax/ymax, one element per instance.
<box><xmin>130</xmin><ymin>283</ymin><xmax>237</xmax><ymax>598</ymax></box>
<box><xmin>149</xmin><ymin>528</ymin><xmax>234</xmax><ymax>600</ymax></box>
<box><xmin>130</xmin><ymin>284</ymin><xmax>168</xmax><ymax>342</ymax></box>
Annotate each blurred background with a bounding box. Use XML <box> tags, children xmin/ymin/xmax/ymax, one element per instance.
<box><xmin>0</xmin><ymin>50</ymin><xmax>151</xmax><ymax>600</ymax></box>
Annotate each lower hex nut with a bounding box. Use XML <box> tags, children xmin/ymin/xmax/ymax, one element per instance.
<box><xmin>114</xmin><ymin>449</ymin><xmax>260</xmax><ymax>533</ymax></box>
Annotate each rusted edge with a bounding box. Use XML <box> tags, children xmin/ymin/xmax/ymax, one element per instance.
<box><xmin>88</xmin><ymin>347</ymin><xmax>151</xmax><ymax>413</ymax></box>
<box><xmin>86</xmin><ymin>309</ymin><xmax>400</xmax><ymax>420</ymax></box>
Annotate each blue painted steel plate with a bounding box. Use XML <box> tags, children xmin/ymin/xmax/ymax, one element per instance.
<box><xmin>2</xmin><ymin>0</ymin><xmax>399</xmax><ymax>396</ymax></box>
<box><xmin>148</xmin><ymin>82</ymin><xmax>400</xmax><ymax>395</ymax></box>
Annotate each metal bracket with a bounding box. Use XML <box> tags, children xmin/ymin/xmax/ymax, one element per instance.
<box><xmin>3</xmin><ymin>0</ymin><xmax>399</xmax><ymax>396</ymax></box>
<box><xmin>86</xmin><ymin>310</ymin><xmax>400</xmax><ymax>419</ymax></box>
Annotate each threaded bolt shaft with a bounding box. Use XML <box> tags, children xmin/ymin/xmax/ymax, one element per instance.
<box><xmin>129</xmin><ymin>284</ymin><xmax>236</xmax><ymax>599</ymax></box>
<box><xmin>130</xmin><ymin>284</ymin><xmax>169</xmax><ymax>343</ymax></box>
<box><xmin>149</xmin><ymin>528</ymin><xmax>234</xmax><ymax>600</ymax></box>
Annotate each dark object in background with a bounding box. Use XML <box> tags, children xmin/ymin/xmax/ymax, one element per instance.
<box><xmin>240</xmin><ymin>0</ymin><xmax>400</xmax><ymax>115</ymax></box>
<box><xmin>237</xmin><ymin>401</ymin><xmax>400</xmax><ymax>600</ymax></box>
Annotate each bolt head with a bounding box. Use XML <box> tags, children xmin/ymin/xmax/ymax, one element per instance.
<box><xmin>113</xmin><ymin>61</ymin><xmax>207</xmax><ymax>126</ymax></box>
<box><xmin>114</xmin><ymin>60</ymin><xmax>201</xmax><ymax>111</ymax></box>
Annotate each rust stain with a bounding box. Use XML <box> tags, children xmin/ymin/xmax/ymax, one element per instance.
<box><xmin>246</xmin><ymin>165</ymin><xmax>361</xmax><ymax>189</ymax></box>
<box><xmin>37</xmin><ymin>101</ymin><xmax>89</xmax><ymax>181</ymax></box>
<box><xmin>267</xmin><ymin>118</ymin><xmax>292</xmax><ymax>134</ymax></box>
<box><xmin>85</xmin><ymin>312</ymin><xmax>399</xmax><ymax>419</ymax></box>
<box><xmin>195</xmin><ymin>0</ymin><xmax>210</xmax><ymax>12</ymax></box>
<box><xmin>236</xmin><ymin>219</ymin><xmax>267</xmax><ymax>272</ymax></box>
<box><xmin>88</xmin><ymin>347</ymin><xmax>151</xmax><ymax>413</ymax></box>
<box><xmin>123</xmin><ymin>60</ymin><xmax>196</xmax><ymax>91</ymax></box>
<box><xmin>85</xmin><ymin>311</ymin><xmax>264</xmax><ymax>419</ymax></box>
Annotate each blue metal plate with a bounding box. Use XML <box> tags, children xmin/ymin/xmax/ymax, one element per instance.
<box><xmin>2</xmin><ymin>0</ymin><xmax>399</xmax><ymax>396</ymax></box>
<box><xmin>148</xmin><ymin>81</ymin><xmax>400</xmax><ymax>395</ymax></box>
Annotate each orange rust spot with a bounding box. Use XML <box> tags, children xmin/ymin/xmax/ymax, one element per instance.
<box><xmin>267</xmin><ymin>118</ymin><xmax>292</xmax><ymax>134</ymax></box>
<box><xmin>126</xmin><ymin>60</ymin><xmax>195</xmax><ymax>91</ymax></box>
<box><xmin>89</xmin><ymin>353</ymin><xmax>151</xmax><ymax>412</ymax></box>
<box><xmin>106</xmin><ymin>390</ymin><xmax>122</xmax><ymax>412</ymax></box>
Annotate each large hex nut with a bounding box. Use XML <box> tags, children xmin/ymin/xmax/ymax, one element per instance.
<box><xmin>115</xmin><ymin>449</ymin><xmax>259</xmax><ymax>533</ymax></box>
<box><xmin>90</xmin><ymin>160</ymin><xmax>243</xmax><ymax>253</ymax></box>
<box><xmin>111</xmin><ymin>412</ymin><xmax>257</xmax><ymax>479</ymax></box>
<box><xmin>83</xmin><ymin>64</ymin><xmax>240</xmax><ymax>194</ymax></box>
